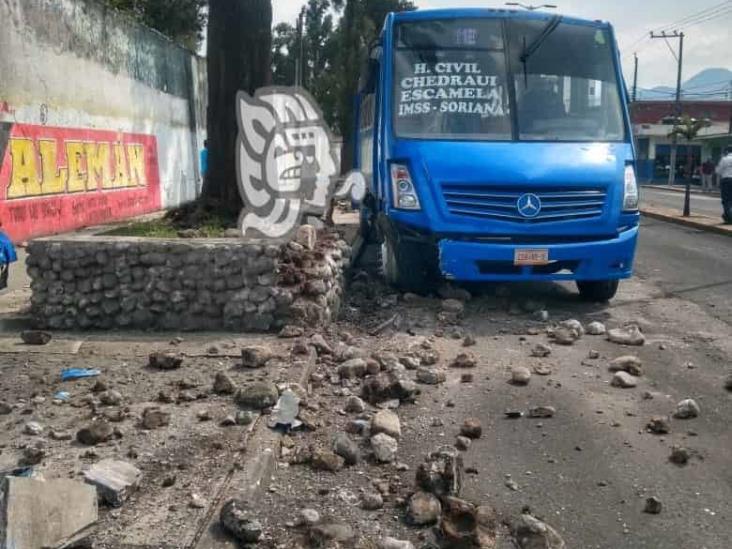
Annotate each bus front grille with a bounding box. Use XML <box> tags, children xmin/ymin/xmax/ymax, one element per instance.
<box><xmin>441</xmin><ymin>184</ymin><xmax>607</xmax><ymax>223</ymax></box>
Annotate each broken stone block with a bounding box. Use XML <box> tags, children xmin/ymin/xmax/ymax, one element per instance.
<box><xmin>371</xmin><ymin>433</ymin><xmax>398</xmax><ymax>463</ymax></box>
<box><xmin>416</xmin><ymin>367</ymin><xmax>446</xmax><ymax>385</ymax></box>
<box><xmin>415</xmin><ymin>448</ymin><xmax>463</xmax><ymax>497</ymax></box>
<box><xmin>338</xmin><ymin>358</ymin><xmax>367</xmax><ymax>379</ymax></box>
<box><xmin>295</xmin><ymin>224</ymin><xmax>317</xmax><ymax>250</ymax></box>
<box><xmin>362</xmin><ymin>372</ymin><xmax>417</xmax><ymax>404</ymax></box>
<box><xmin>674</xmin><ymin>398</ymin><xmax>700</xmax><ymax>419</ymax></box>
<box><xmin>607</xmin><ymin>325</ymin><xmax>645</xmax><ymax>346</ymax></box>
<box><xmin>141</xmin><ymin>407</ymin><xmax>171</xmax><ymax>429</ymax></box>
<box><xmin>148</xmin><ymin>352</ymin><xmax>182</xmax><ymax>370</ymax></box>
<box><xmin>609</xmin><ymin>355</ymin><xmax>643</xmax><ymax>376</ymax></box>
<box><xmin>440</xmin><ymin>496</ymin><xmax>497</xmax><ymax>546</ymax></box>
<box><xmin>460</xmin><ymin>418</ymin><xmax>483</xmax><ymax>439</ymax></box>
<box><xmin>1</xmin><ymin>477</ymin><xmax>98</xmax><ymax>549</ymax></box>
<box><xmin>530</xmin><ymin>343</ymin><xmax>552</xmax><ymax>358</ymax></box>
<box><xmin>371</xmin><ymin>409</ymin><xmax>401</xmax><ymax>439</ymax></box>
<box><xmin>586</xmin><ymin>321</ymin><xmax>607</xmax><ymax>335</ymax></box>
<box><xmin>241</xmin><ymin>346</ymin><xmax>272</xmax><ymax>368</ymax></box>
<box><xmin>407</xmin><ymin>491</ymin><xmax>441</xmax><ymax>525</ymax></box>
<box><xmin>77</xmin><ymin>421</ymin><xmax>113</xmax><ymax>445</ymax></box>
<box><xmin>83</xmin><ymin>459</ymin><xmax>141</xmax><ymax>507</ymax></box>
<box><xmin>311</xmin><ymin>450</ymin><xmax>345</xmax><ymax>472</ymax></box>
<box><xmin>235</xmin><ymin>382</ymin><xmax>279</xmax><ymax>410</ymax></box>
<box><xmin>611</xmin><ymin>371</ymin><xmax>637</xmax><ymax>388</ymax></box>
<box><xmin>220</xmin><ymin>499</ymin><xmax>263</xmax><ymax>543</ymax></box>
<box><xmin>449</xmin><ymin>352</ymin><xmax>477</xmax><ymax>368</ymax></box>
<box><xmin>20</xmin><ymin>330</ymin><xmax>52</xmax><ymax>345</ymax></box>
<box><xmin>511</xmin><ymin>366</ymin><xmax>531</xmax><ymax>385</ymax></box>
<box><xmin>213</xmin><ymin>372</ymin><xmax>236</xmax><ymax>394</ymax></box>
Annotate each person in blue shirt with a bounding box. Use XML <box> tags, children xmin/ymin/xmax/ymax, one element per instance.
<box><xmin>0</xmin><ymin>231</ymin><xmax>17</xmax><ymax>289</ymax></box>
<box><xmin>200</xmin><ymin>139</ymin><xmax>208</xmax><ymax>179</ymax></box>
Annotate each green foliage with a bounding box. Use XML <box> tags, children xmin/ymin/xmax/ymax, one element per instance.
<box><xmin>668</xmin><ymin>114</ymin><xmax>711</xmax><ymax>142</ymax></box>
<box><xmin>106</xmin><ymin>0</ymin><xmax>207</xmax><ymax>50</ymax></box>
<box><xmin>272</xmin><ymin>0</ymin><xmax>415</xmax><ymax>138</ymax></box>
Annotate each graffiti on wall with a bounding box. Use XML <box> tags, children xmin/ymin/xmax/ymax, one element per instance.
<box><xmin>236</xmin><ymin>87</ymin><xmax>365</xmax><ymax>240</ymax></box>
<box><xmin>0</xmin><ymin>123</ymin><xmax>161</xmax><ymax>242</ymax></box>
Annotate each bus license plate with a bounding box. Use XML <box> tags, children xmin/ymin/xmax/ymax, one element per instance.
<box><xmin>514</xmin><ymin>249</ymin><xmax>549</xmax><ymax>266</ymax></box>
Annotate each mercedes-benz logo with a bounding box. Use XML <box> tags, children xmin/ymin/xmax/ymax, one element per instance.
<box><xmin>516</xmin><ymin>193</ymin><xmax>542</xmax><ymax>218</ymax></box>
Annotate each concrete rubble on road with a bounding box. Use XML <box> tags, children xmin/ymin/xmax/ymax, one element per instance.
<box><xmin>83</xmin><ymin>459</ymin><xmax>142</xmax><ymax>507</ymax></box>
<box><xmin>0</xmin><ymin>476</ymin><xmax>98</xmax><ymax>549</ymax></box>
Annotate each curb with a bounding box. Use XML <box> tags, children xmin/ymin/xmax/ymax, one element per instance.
<box><xmin>191</xmin><ymin>347</ymin><xmax>319</xmax><ymax>548</ymax></box>
<box><xmin>642</xmin><ymin>184</ymin><xmax>720</xmax><ymax>197</ymax></box>
<box><xmin>640</xmin><ymin>209</ymin><xmax>732</xmax><ymax>237</ymax></box>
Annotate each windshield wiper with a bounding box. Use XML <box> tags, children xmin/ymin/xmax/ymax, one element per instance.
<box><xmin>520</xmin><ymin>15</ymin><xmax>562</xmax><ymax>85</ymax></box>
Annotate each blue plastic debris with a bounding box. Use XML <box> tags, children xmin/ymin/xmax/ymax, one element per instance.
<box><xmin>60</xmin><ymin>368</ymin><xmax>100</xmax><ymax>381</ymax></box>
<box><xmin>53</xmin><ymin>391</ymin><xmax>71</xmax><ymax>401</ymax></box>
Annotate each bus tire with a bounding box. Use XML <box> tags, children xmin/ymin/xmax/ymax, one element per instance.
<box><xmin>380</xmin><ymin>236</ymin><xmax>434</xmax><ymax>294</ymax></box>
<box><xmin>577</xmin><ymin>280</ymin><xmax>619</xmax><ymax>302</ymax></box>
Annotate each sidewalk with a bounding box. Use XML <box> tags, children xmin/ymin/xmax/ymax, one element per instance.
<box><xmin>642</xmin><ymin>183</ymin><xmax>721</xmax><ymax>197</ymax></box>
<box><xmin>640</xmin><ymin>205</ymin><xmax>732</xmax><ymax>237</ymax></box>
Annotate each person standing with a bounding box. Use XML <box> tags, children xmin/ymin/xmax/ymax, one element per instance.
<box><xmin>701</xmin><ymin>158</ymin><xmax>715</xmax><ymax>192</ymax></box>
<box><xmin>716</xmin><ymin>146</ymin><xmax>732</xmax><ymax>223</ymax></box>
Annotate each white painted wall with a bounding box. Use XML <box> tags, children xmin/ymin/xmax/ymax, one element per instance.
<box><xmin>0</xmin><ymin>0</ymin><xmax>206</xmax><ymax>209</ymax></box>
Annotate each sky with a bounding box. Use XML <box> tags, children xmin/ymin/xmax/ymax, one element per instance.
<box><xmin>272</xmin><ymin>0</ymin><xmax>732</xmax><ymax>91</ymax></box>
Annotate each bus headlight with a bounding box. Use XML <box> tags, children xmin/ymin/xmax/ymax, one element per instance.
<box><xmin>623</xmin><ymin>164</ymin><xmax>639</xmax><ymax>211</ymax></box>
<box><xmin>391</xmin><ymin>163</ymin><xmax>421</xmax><ymax>210</ymax></box>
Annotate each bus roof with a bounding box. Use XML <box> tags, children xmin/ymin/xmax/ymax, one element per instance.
<box><xmin>390</xmin><ymin>8</ymin><xmax>611</xmax><ymax>30</ymax></box>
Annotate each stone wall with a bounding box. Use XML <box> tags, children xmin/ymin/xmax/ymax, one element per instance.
<box><xmin>26</xmin><ymin>231</ymin><xmax>350</xmax><ymax>332</ymax></box>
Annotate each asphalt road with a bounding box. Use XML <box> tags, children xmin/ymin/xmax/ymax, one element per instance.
<box><xmin>635</xmin><ymin>217</ymin><xmax>732</xmax><ymax>325</ymax></box>
<box><xmin>641</xmin><ymin>186</ymin><xmax>723</xmax><ymax>218</ymax></box>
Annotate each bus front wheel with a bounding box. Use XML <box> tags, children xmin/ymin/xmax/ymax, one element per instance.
<box><xmin>380</xmin><ymin>236</ymin><xmax>434</xmax><ymax>294</ymax></box>
<box><xmin>577</xmin><ymin>280</ymin><xmax>619</xmax><ymax>302</ymax></box>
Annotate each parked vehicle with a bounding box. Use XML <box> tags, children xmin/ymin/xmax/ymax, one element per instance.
<box><xmin>354</xmin><ymin>8</ymin><xmax>639</xmax><ymax>301</ymax></box>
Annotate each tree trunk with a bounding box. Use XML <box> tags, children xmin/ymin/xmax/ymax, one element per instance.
<box><xmin>202</xmin><ymin>0</ymin><xmax>272</xmax><ymax>213</ymax></box>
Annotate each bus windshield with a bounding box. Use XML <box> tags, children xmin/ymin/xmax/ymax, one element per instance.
<box><xmin>393</xmin><ymin>17</ymin><xmax>626</xmax><ymax>142</ymax></box>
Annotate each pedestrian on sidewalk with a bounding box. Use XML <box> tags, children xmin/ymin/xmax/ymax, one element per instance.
<box><xmin>716</xmin><ymin>146</ymin><xmax>732</xmax><ymax>224</ymax></box>
<box><xmin>701</xmin><ymin>159</ymin><xmax>715</xmax><ymax>192</ymax></box>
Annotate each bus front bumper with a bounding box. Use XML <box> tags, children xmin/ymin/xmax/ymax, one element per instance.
<box><xmin>438</xmin><ymin>226</ymin><xmax>638</xmax><ymax>282</ymax></box>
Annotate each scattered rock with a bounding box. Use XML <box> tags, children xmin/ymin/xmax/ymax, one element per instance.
<box><xmin>220</xmin><ymin>499</ymin><xmax>263</xmax><ymax>543</ymax></box>
<box><xmin>533</xmin><ymin>364</ymin><xmax>552</xmax><ymax>376</ymax></box>
<box><xmin>148</xmin><ymin>352</ymin><xmax>182</xmax><ymax>370</ymax></box>
<box><xmin>416</xmin><ymin>367</ymin><xmax>446</xmax><ymax>385</ymax></box>
<box><xmin>455</xmin><ymin>436</ymin><xmax>472</xmax><ymax>451</ymax></box>
<box><xmin>674</xmin><ymin>398</ymin><xmax>700</xmax><ymax>419</ymax></box>
<box><xmin>213</xmin><ymin>372</ymin><xmax>236</xmax><ymax>394</ymax></box>
<box><xmin>551</xmin><ymin>327</ymin><xmax>580</xmax><ymax>345</ymax></box>
<box><xmin>561</xmin><ymin>319</ymin><xmax>585</xmax><ymax>336</ymax></box>
<box><xmin>669</xmin><ymin>446</ymin><xmax>689</xmax><ymax>465</ymax></box>
<box><xmin>362</xmin><ymin>372</ymin><xmax>417</xmax><ymax>404</ymax></box>
<box><xmin>310</xmin><ymin>334</ymin><xmax>333</xmax><ymax>355</ymax></box>
<box><xmin>417</xmin><ymin>347</ymin><xmax>440</xmax><ymax>366</ymax></box>
<box><xmin>361</xmin><ymin>491</ymin><xmax>384</xmax><ymax>510</ymax></box>
<box><xmin>449</xmin><ymin>352</ymin><xmax>477</xmax><ymax>368</ymax></box>
<box><xmin>338</xmin><ymin>358</ymin><xmax>367</xmax><ymax>379</ymax></box>
<box><xmin>441</xmin><ymin>299</ymin><xmax>465</xmax><ymax>314</ymax></box>
<box><xmin>511</xmin><ymin>366</ymin><xmax>531</xmax><ymax>385</ymax></box>
<box><xmin>530</xmin><ymin>343</ymin><xmax>552</xmax><ymax>358</ymax></box>
<box><xmin>609</xmin><ymin>355</ymin><xmax>643</xmax><ymax>376</ymax></box>
<box><xmin>647</xmin><ymin>416</ymin><xmax>670</xmax><ymax>434</ymax></box>
<box><xmin>0</xmin><ymin>402</ymin><xmax>12</xmax><ymax>415</ymax></box>
<box><xmin>607</xmin><ymin>325</ymin><xmax>645</xmax><ymax>346</ymax></box>
<box><xmin>141</xmin><ymin>407</ymin><xmax>170</xmax><ymax>429</ymax></box>
<box><xmin>644</xmin><ymin>496</ymin><xmax>663</xmax><ymax>514</ymax></box>
<box><xmin>312</xmin><ymin>450</ymin><xmax>345</xmax><ymax>472</ymax></box>
<box><xmin>196</xmin><ymin>409</ymin><xmax>212</xmax><ymax>421</ymax></box>
<box><xmin>296</xmin><ymin>508</ymin><xmax>320</xmax><ymax>527</ymax></box>
<box><xmin>378</xmin><ymin>538</ymin><xmax>415</xmax><ymax>549</ymax></box>
<box><xmin>440</xmin><ymin>496</ymin><xmax>497</xmax><ymax>546</ymax></box>
<box><xmin>371</xmin><ymin>433</ymin><xmax>398</xmax><ymax>463</ymax></box>
<box><xmin>611</xmin><ymin>371</ymin><xmax>637</xmax><ymax>388</ymax></box>
<box><xmin>241</xmin><ymin>346</ymin><xmax>272</xmax><ymax>368</ymax></box>
<box><xmin>83</xmin><ymin>459</ymin><xmax>141</xmax><ymax>507</ymax></box>
<box><xmin>399</xmin><ymin>355</ymin><xmax>421</xmax><ymax>370</ymax></box>
<box><xmin>372</xmin><ymin>409</ymin><xmax>401</xmax><ymax>438</ymax></box>
<box><xmin>725</xmin><ymin>373</ymin><xmax>732</xmax><ymax>392</ymax></box>
<box><xmin>50</xmin><ymin>429</ymin><xmax>72</xmax><ymax>441</ymax></box>
<box><xmin>99</xmin><ymin>390</ymin><xmax>122</xmax><ymax>406</ymax></box>
<box><xmin>77</xmin><ymin>421</ymin><xmax>113</xmax><ymax>445</ymax></box>
<box><xmin>505</xmin><ymin>479</ymin><xmax>519</xmax><ymax>491</ymax></box>
<box><xmin>295</xmin><ymin>224</ymin><xmax>317</xmax><ymax>250</ymax></box>
<box><xmin>415</xmin><ymin>448</ymin><xmax>462</xmax><ymax>496</ymax></box>
<box><xmin>407</xmin><ymin>491</ymin><xmax>442</xmax><ymax>525</ymax></box>
<box><xmin>24</xmin><ymin>421</ymin><xmax>43</xmax><ymax>436</ymax></box>
<box><xmin>235</xmin><ymin>382</ymin><xmax>279</xmax><ymax>409</ymax></box>
<box><xmin>438</xmin><ymin>286</ymin><xmax>472</xmax><ymax>302</ymax></box>
<box><xmin>586</xmin><ymin>321</ymin><xmax>607</xmax><ymax>335</ymax></box>
<box><xmin>588</xmin><ymin>350</ymin><xmax>600</xmax><ymax>359</ymax></box>
<box><xmin>345</xmin><ymin>395</ymin><xmax>366</xmax><ymax>413</ymax></box>
<box><xmin>20</xmin><ymin>330</ymin><xmax>52</xmax><ymax>345</ymax></box>
<box><xmin>308</xmin><ymin>519</ymin><xmax>355</xmax><ymax>544</ymax></box>
<box><xmin>461</xmin><ymin>372</ymin><xmax>474</xmax><ymax>383</ymax></box>
<box><xmin>19</xmin><ymin>445</ymin><xmax>46</xmax><ymax>466</ymax></box>
<box><xmin>514</xmin><ymin>513</ymin><xmax>566</xmax><ymax>549</ymax></box>
<box><xmin>528</xmin><ymin>406</ymin><xmax>556</xmax><ymax>418</ymax></box>
<box><xmin>279</xmin><ymin>325</ymin><xmax>304</xmax><ymax>338</ymax></box>
<box><xmin>462</xmin><ymin>334</ymin><xmax>476</xmax><ymax>347</ymax></box>
<box><xmin>460</xmin><ymin>418</ymin><xmax>482</xmax><ymax>439</ymax></box>
<box><xmin>236</xmin><ymin>410</ymin><xmax>256</xmax><ymax>425</ymax></box>
<box><xmin>332</xmin><ymin>433</ymin><xmax>360</xmax><ymax>466</ymax></box>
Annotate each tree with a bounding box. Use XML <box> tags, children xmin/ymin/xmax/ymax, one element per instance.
<box><xmin>668</xmin><ymin>114</ymin><xmax>710</xmax><ymax>217</ymax></box>
<box><xmin>202</xmin><ymin>0</ymin><xmax>272</xmax><ymax>213</ymax></box>
<box><xmin>107</xmin><ymin>0</ymin><xmax>207</xmax><ymax>50</ymax></box>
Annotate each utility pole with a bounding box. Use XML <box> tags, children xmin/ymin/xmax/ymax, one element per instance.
<box><xmin>650</xmin><ymin>31</ymin><xmax>684</xmax><ymax>187</ymax></box>
<box><xmin>632</xmin><ymin>53</ymin><xmax>638</xmax><ymax>102</ymax></box>
<box><xmin>294</xmin><ymin>7</ymin><xmax>306</xmax><ymax>88</ymax></box>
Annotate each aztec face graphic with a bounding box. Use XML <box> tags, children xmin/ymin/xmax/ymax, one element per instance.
<box><xmin>236</xmin><ymin>87</ymin><xmax>364</xmax><ymax>240</ymax></box>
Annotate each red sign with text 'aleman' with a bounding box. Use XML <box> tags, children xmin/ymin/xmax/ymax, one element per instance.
<box><xmin>0</xmin><ymin>123</ymin><xmax>161</xmax><ymax>242</ymax></box>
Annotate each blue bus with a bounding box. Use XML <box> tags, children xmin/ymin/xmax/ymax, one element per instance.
<box><xmin>354</xmin><ymin>8</ymin><xmax>639</xmax><ymax>301</ymax></box>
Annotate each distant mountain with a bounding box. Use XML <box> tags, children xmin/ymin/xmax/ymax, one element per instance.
<box><xmin>637</xmin><ymin>68</ymin><xmax>732</xmax><ymax>101</ymax></box>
